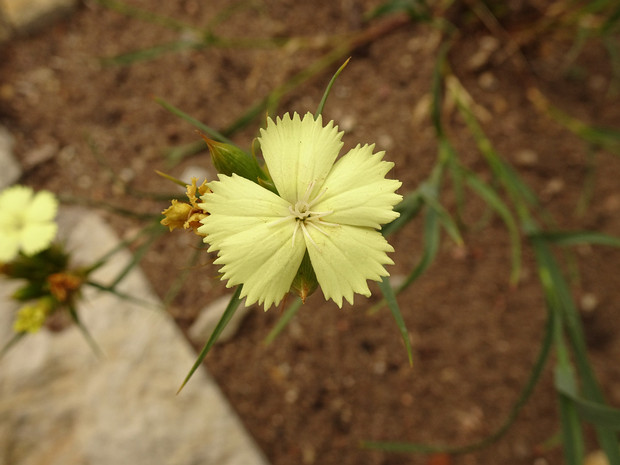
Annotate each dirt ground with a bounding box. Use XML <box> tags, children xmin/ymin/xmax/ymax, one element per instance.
<box><xmin>2</xmin><ymin>1</ymin><xmax>620</xmax><ymax>464</ymax></box>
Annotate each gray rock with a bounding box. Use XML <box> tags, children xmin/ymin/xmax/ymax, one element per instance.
<box><xmin>0</xmin><ymin>0</ymin><xmax>77</xmax><ymax>36</ymax></box>
<box><xmin>0</xmin><ymin>208</ymin><xmax>270</xmax><ymax>465</ymax></box>
<box><xmin>0</xmin><ymin>125</ymin><xmax>21</xmax><ymax>189</ymax></box>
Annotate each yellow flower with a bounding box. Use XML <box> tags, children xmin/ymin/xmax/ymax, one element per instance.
<box><xmin>198</xmin><ymin>112</ymin><xmax>402</xmax><ymax>309</ymax></box>
<box><xmin>161</xmin><ymin>178</ymin><xmax>209</xmax><ymax>234</ymax></box>
<box><xmin>13</xmin><ymin>298</ymin><xmax>53</xmax><ymax>333</ymax></box>
<box><xmin>161</xmin><ymin>200</ymin><xmax>194</xmax><ymax>231</ymax></box>
<box><xmin>0</xmin><ymin>185</ymin><xmax>58</xmax><ymax>263</ymax></box>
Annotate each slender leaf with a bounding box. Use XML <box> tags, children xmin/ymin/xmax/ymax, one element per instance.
<box><xmin>533</xmin><ymin>230</ymin><xmax>620</xmax><ymax>248</ymax></box>
<box><xmin>177</xmin><ymin>287</ymin><xmax>242</xmax><ymax>393</ymax></box>
<box><xmin>68</xmin><ymin>305</ymin><xmax>104</xmax><ymax>358</ymax></box>
<box><xmin>464</xmin><ymin>171</ymin><xmax>521</xmax><ymax>285</ymax></box>
<box><xmin>102</xmin><ymin>40</ymin><xmax>203</xmax><ymax>66</ymax></box>
<box><xmin>532</xmin><ymin>236</ymin><xmax>620</xmax><ymax>464</ymax></box>
<box><xmin>395</xmin><ymin>203</ymin><xmax>440</xmax><ymax>295</ymax></box>
<box><xmin>419</xmin><ymin>182</ymin><xmax>463</xmax><ymax>246</ymax></box>
<box><xmin>315</xmin><ymin>58</ymin><xmax>351</xmax><ymax>118</ymax></box>
<box><xmin>155</xmin><ymin>97</ymin><xmax>236</xmax><ymax>146</ymax></box>
<box><xmin>0</xmin><ymin>332</ymin><xmax>25</xmax><ymax>359</ymax></box>
<box><xmin>378</xmin><ymin>276</ymin><xmax>413</xmax><ymax>365</ymax></box>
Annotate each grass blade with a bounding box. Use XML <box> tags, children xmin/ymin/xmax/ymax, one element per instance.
<box><xmin>464</xmin><ymin>171</ymin><xmax>521</xmax><ymax>285</ymax></box>
<box><xmin>532</xmin><ymin>236</ymin><xmax>620</xmax><ymax>464</ymax></box>
<box><xmin>533</xmin><ymin>230</ymin><xmax>620</xmax><ymax>248</ymax></box>
<box><xmin>315</xmin><ymin>58</ymin><xmax>351</xmax><ymax>118</ymax></box>
<box><xmin>177</xmin><ymin>287</ymin><xmax>242</xmax><ymax>393</ymax></box>
<box><xmin>378</xmin><ymin>276</ymin><xmax>413</xmax><ymax>366</ymax></box>
<box><xmin>155</xmin><ymin>97</ymin><xmax>236</xmax><ymax>146</ymax></box>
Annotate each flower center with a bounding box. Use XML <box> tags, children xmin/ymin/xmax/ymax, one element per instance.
<box><xmin>265</xmin><ymin>181</ymin><xmax>337</xmax><ymax>248</ymax></box>
<box><xmin>290</xmin><ymin>182</ymin><xmax>338</xmax><ymax>247</ymax></box>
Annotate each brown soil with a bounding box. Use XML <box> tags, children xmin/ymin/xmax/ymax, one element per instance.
<box><xmin>2</xmin><ymin>1</ymin><xmax>620</xmax><ymax>465</ymax></box>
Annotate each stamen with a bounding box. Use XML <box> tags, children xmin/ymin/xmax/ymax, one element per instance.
<box><xmin>291</xmin><ymin>221</ymin><xmax>300</xmax><ymax>247</ymax></box>
<box><xmin>268</xmin><ymin>214</ymin><xmax>295</xmax><ymax>227</ymax></box>
<box><xmin>307</xmin><ymin>221</ymin><xmax>329</xmax><ymax>236</ymax></box>
<box><xmin>307</xmin><ymin>187</ymin><xmax>328</xmax><ymax>208</ymax></box>
<box><xmin>300</xmin><ymin>180</ymin><xmax>316</xmax><ymax>204</ymax></box>
<box><xmin>300</xmin><ymin>221</ymin><xmax>318</xmax><ymax>248</ymax></box>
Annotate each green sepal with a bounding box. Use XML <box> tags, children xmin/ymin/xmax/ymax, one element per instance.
<box><xmin>3</xmin><ymin>244</ymin><xmax>69</xmax><ymax>281</ymax></box>
<box><xmin>11</xmin><ymin>282</ymin><xmax>49</xmax><ymax>302</ymax></box>
<box><xmin>201</xmin><ymin>135</ymin><xmax>267</xmax><ymax>183</ymax></box>
<box><xmin>289</xmin><ymin>251</ymin><xmax>318</xmax><ymax>303</ymax></box>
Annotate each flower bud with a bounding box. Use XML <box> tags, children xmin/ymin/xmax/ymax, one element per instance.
<box><xmin>201</xmin><ymin>136</ymin><xmax>266</xmax><ymax>183</ymax></box>
<box><xmin>13</xmin><ymin>298</ymin><xmax>54</xmax><ymax>333</ymax></box>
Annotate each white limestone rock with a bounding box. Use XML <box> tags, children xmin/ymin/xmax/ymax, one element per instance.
<box><xmin>0</xmin><ymin>208</ymin><xmax>270</xmax><ymax>465</ymax></box>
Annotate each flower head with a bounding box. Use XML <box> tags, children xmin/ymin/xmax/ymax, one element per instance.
<box><xmin>198</xmin><ymin>112</ymin><xmax>402</xmax><ymax>309</ymax></box>
<box><xmin>0</xmin><ymin>185</ymin><xmax>58</xmax><ymax>263</ymax></box>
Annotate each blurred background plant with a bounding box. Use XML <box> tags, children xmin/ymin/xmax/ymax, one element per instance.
<box><xmin>0</xmin><ymin>184</ymin><xmax>164</xmax><ymax>357</ymax></box>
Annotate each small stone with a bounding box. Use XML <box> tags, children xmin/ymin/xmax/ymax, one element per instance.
<box><xmin>467</xmin><ymin>35</ymin><xmax>500</xmax><ymax>70</ymax></box>
<box><xmin>284</xmin><ymin>388</ymin><xmax>299</xmax><ymax>404</ymax></box>
<box><xmin>301</xmin><ymin>445</ymin><xmax>316</xmax><ymax>464</ymax></box>
<box><xmin>339</xmin><ymin>114</ymin><xmax>356</xmax><ymax>132</ymax></box>
<box><xmin>603</xmin><ymin>194</ymin><xmax>620</xmax><ymax>213</ymax></box>
<box><xmin>0</xmin><ymin>125</ymin><xmax>21</xmax><ymax>189</ymax></box>
<box><xmin>542</xmin><ymin>177</ymin><xmax>565</xmax><ymax>198</ymax></box>
<box><xmin>188</xmin><ymin>294</ymin><xmax>252</xmax><ymax>345</ymax></box>
<box><xmin>585</xmin><ymin>450</ymin><xmax>609</xmax><ymax>465</ymax></box>
<box><xmin>580</xmin><ymin>293</ymin><xmax>599</xmax><ymax>313</ymax></box>
<box><xmin>178</xmin><ymin>165</ymin><xmax>212</xmax><ymax>191</ymax></box>
<box><xmin>119</xmin><ymin>167</ymin><xmax>135</xmax><ymax>183</ymax></box>
<box><xmin>377</xmin><ymin>133</ymin><xmax>394</xmax><ymax>150</ymax></box>
<box><xmin>22</xmin><ymin>142</ymin><xmax>58</xmax><ymax>169</ymax></box>
<box><xmin>478</xmin><ymin>71</ymin><xmax>497</xmax><ymax>90</ymax></box>
<box><xmin>372</xmin><ymin>360</ymin><xmax>387</xmax><ymax>375</ymax></box>
<box><xmin>1</xmin><ymin>0</ymin><xmax>77</xmax><ymax>35</ymax></box>
<box><xmin>412</xmin><ymin>93</ymin><xmax>431</xmax><ymax>127</ymax></box>
<box><xmin>515</xmin><ymin>149</ymin><xmax>538</xmax><ymax>167</ymax></box>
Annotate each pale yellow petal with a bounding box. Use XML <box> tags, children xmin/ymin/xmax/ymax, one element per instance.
<box><xmin>316</xmin><ymin>144</ymin><xmax>402</xmax><ymax>229</ymax></box>
<box><xmin>0</xmin><ymin>232</ymin><xmax>19</xmax><ymax>262</ymax></box>
<box><xmin>258</xmin><ymin>112</ymin><xmax>343</xmax><ymax>204</ymax></box>
<box><xmin>0</xmin><ymin>185</ymin><xmax>33</xmax><ymax>217</ymax></box>
<box><xmin>198</xmin><ymin>174</ymin><xmax>306</xmax><ymax>309</ymax></box>
<box><xmin>20</xmin><ymin>223</ymin><xmax>58</xmax><ymax>256</ymax></box>
<box><xmin>27</xmin><ymin>190</ymin><xmax>58</xmax><ymax>221</ymax></box>
<box><xmin>305</xmin><ymin>224</ymin><xmax>394</xmax><ymax>307</ymax></box>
